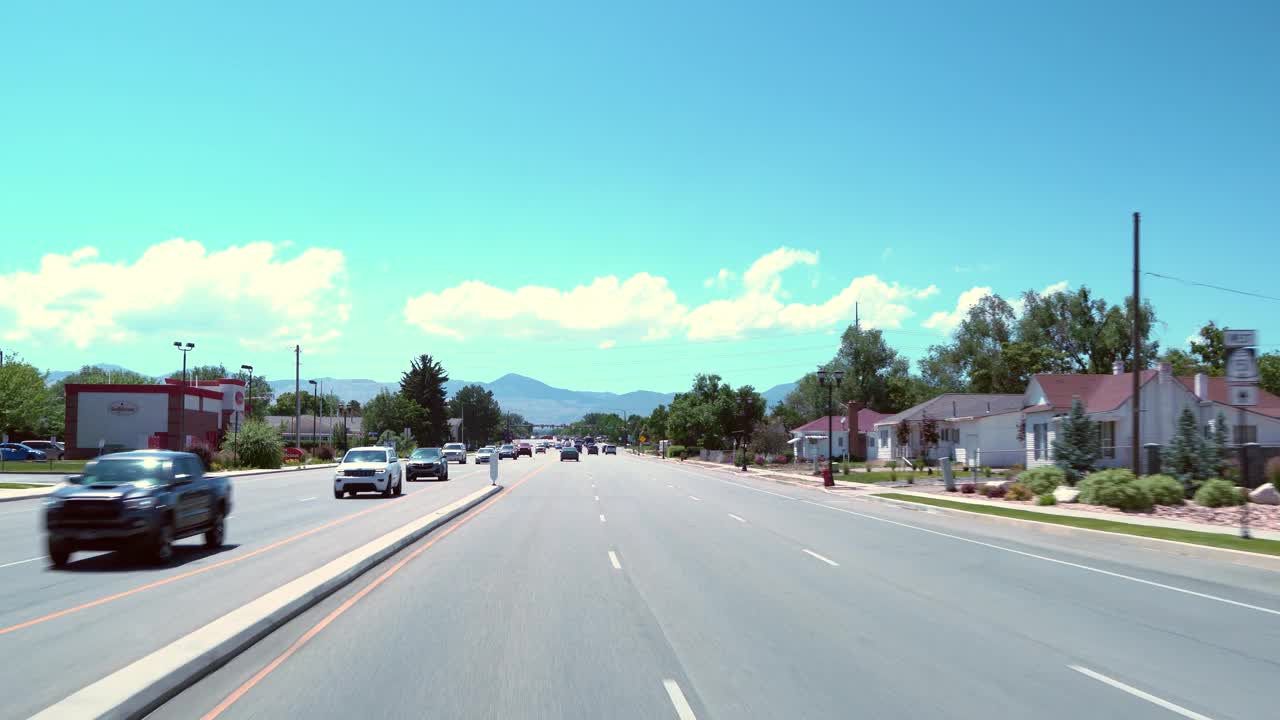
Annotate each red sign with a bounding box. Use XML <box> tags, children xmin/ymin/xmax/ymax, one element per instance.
<box><xmin>235</xmin><ymin>391</ymin><xmax>245</xmax><ymax>406</ymax></box>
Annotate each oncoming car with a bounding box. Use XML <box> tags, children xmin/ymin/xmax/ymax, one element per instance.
<box><xmin>498</xmin><ymin>444</ymin><xmax>517</xmax><ymax>460</ymax></box>
<box><xmin>560</xmin><ymin>444</ymin><xmax>580</xmax><ymax>461</ymax></box>
<box><xmin>442</xmin><ymin>443</ymin><xmax>467</xmax><ymax>464</ymax></box>
<box><xmin>475</xmin><ymin>447</ymin><xmax>496</xmax><ymax>463</ymax></box>
<box><xmin>334</xmin><ymin>446</ymin><xmax>403</xmax><ymax>498</ymax></box>
<box><xmin>406</xmin><ymin>447</ymin><xmax>449</xmax><ymax>481</ymax></box>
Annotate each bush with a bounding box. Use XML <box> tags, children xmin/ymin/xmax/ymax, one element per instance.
<box><xmin>1005</xmin><ymin>482</ymin><xmax>1032</xmax><ymax>501</ymax></box>
<box><xmin>315</xmin><ymin>445</ymin><xmax>336</xmax><ymax>461</ymax></box>
<box><xmin>986</xmin><ymin>485</ymin><xmax>1007</xmax><ymax>499</ymax></box>
<box><xmin>1194</xmin><ymin>478</ymin><xmax>1245</xmax><ymax>508</ymax></box>
<box><xmin>1137</xmin><ymin>474</ymin><xmax>1185</xmax><ymax>505</ymax></box>
<box><xmin>221</xmin><ymin>420</ymin><xmax>284</xmax><ymax>470</ymax></box>
<box><xmin>667</xmin><ymin>445</ymin><xmax>685</xmax><ymax>458</ymax></box>
<box><xmin>185</xmin><ymin>444</ymin><xmax>214</xmax><ymax>471</ymax></box>
<box><xmin>1007</xmin><ymin>464</ymin><xmax>1026</xmax><ymax>475</ymax></box>
<box><xmin>1267</xmin><ymin>457</ymin><xmax>1280</xmax><ymax>491</ymax></box>
<box><xmin>1078</xmin><ymin>469</ymin><xmax>1152</xmax><ymax>512</ymax></box>
<box><xmin>982</xmin><ymin>466</ymin><xmax>992</xmax><ymax>478</ymax></box>
<box><xmin>959</xmin><ymin>483</ymin><xmax>976</xmax><ymax>494</ymax></box>
<box><xmin>977</xmin><ymin>484</ymin><xmax>991</xmax><ymax>497</ymax></box>
<box><xmin>1019</xmin><ymin>466</ymin><xmax>1066</xmax><ymax>496</ymax></box>
<box><xmin>1036</xmin><ymin>493</ymin><xmax>1057</xmax><ymax>506</ymax></box>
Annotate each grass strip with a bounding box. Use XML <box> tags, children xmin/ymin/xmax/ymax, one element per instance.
<box><xmin>0</xmin><ymin>482</ymin><xmax>48</xmax><ymax>490</ymax></box>
<box><xmin>875</xmin><ymin>493</ymin><xmax>1280</xmax><ymax>557</ymax></box>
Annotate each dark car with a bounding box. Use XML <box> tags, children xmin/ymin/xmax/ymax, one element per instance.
<box><xmin>535</xmin><ymin>445</ymin><xmax>546</xmax><ymax>454</ymax></box>
<box><xmin>20</xmin><ymin>440</ymin><xmax>64</xmax><ymax>460</ymax></box>
<box><xmin>560</xmin><ymin>445</ymin><xmax>580</xmax><ymax>461</ymax></box>
<box><xmin>517</xmin><ymin>442</ymin><xmax>533</xmax><ymax>458</ymax></box>
<box><xmin>43</xmin><ymin>450</ymin><xmax>231</xmax><ymax>567</ymax></box>
<box><xmin>406</xmin><ymin>447</ymin><xmax>449</xmax><ymax>481</ymax></box>
<box><xmin>1</xmin><ymin>442</ymin><xmax>48</xmax><ymax>462</ymax></box>
<box><xmin>587</xmin><ymin>444</ymin><xmax>599</xmax><ymax>455</ymax></box>
<box><xmin>498</xmin><ymin>444</ymin><xmax>517</xmax><ymax>459</ymax></box>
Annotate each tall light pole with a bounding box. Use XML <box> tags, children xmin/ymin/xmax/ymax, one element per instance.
<box><xmin>173</xmin><ymin>341</ymin><xmax>195</xmax><ymax>450</ymax></box>
<box><xmin>235</xmin><ymin>364</ymin><xmax>253</xmax><ymax>466</ymax></box>
<box><xmin>816</xmin><ymin>368</ymin><xmax>845</xmax><ymax>487</ymax></box>
<box><xmin>308</xmin><ymin>380</ymin><xmax>319</xmax><ymax>449</ymax></box>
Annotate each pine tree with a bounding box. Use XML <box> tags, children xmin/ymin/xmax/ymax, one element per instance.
<box><xmin>1163</xmin><ymin>407</ymin><xmax>1209</xmax><ymax>495</ymax></box>
<box><xmin>1197</xmin><ymin>411</ymin><xmax>1229</xmax><ymax>482</ymax></box>
<box><xmin>398</xmin><ymin>355</ymin><xmax>450</xmax><ymax>446</ymax></box>
<box><xmin>1052</xmin><ymin>397</ymin><xmax>1099</xmax><ymax>485</ymax></box>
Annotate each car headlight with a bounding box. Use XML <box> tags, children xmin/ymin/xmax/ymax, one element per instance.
<box><xmin>123</xmin><ymin>496</ymin><xmax>155</xmax><ymax>511</ymax></box>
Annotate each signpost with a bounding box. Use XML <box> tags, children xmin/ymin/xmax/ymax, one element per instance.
<box><xmin>1225</xmin><ymin>328</ymin><xmax>1258</xmax><ymax>539</ymax></box>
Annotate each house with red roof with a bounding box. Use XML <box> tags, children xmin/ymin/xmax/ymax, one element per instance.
<box><xmin>1022</xmin><ymin>361</ymin><xmax>1280</xmax><ymax>471</ymax></box>
<box><xmin>789</xmin><ymin>403</ymin><xmax>889</xmax><ymax>462</ymax></box>
<box><xmin>871</xmin><ymin>393</ymin><xmax>1025</xmax><ymax>466</ymax></box>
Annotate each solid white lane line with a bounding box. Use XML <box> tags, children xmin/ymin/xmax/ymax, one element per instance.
<box><xmin>802</xmin><ymin>548</ymin><xmax>839</xmax><ymax>567</ymax></box>
<box><xmin>1070</xmin><ymin>666</ymin><xmax>1215</xmax><ymax>720</ymax></box>
<box><xmin>0</xmin><ymin>556</ymin><xmax>45</xmax><ymax>569</ymax></box>
<box><xmin>595</xmin><ymin>495</ymin><xmax>599</xmax><ymax>501</ymax></box>
<box><xmin>728</xmin><ymin>513</ymin><xmax>746</xmax><ymax>523</ymax></box>
<box><xmin>667</xmin><ymin>484</ymin><xmax>675</xmax><ymax>488</ymax></box>
<box><xmin>801</xmin><ymin>499</ymin><xmax>1280</xmax><ymax>617</ymax></box>
<box><xmin>608</xmin><ymin>551</ymin><xmax>622</xmax><ymax>569</ymax></box>
<box><xmin>688</xmin><ymin>495</ymin><xmax>700</xmax><ymax>501</ymax></box>
<box><xmin>664</xmin><ymin>679</ymin><xmax>697</xmax><ymax>720</ymax></box>
<box><xmin>600</xmin><ymin>514</ymin><xmax>606</xmax><ymax>523</ymax></box>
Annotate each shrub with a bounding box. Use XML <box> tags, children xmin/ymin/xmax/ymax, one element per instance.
<box><xmin>1078</xmin><ymin>469</ymin><xmax>1152</xmax><ymax>512</ymax></box>
<box><xmin>1137</xmin><ymin>474</ymin><xmax>1185</xmax><ymax>505</ymax></box>
<box><xmin>1019</xmin><ymin>466</ymin><xmax>1066</xmax><ymax>496</ymax></box>
<box><xmin>185</xmin><ymin>444</ymin><xmax>214</xmax><ymax>471</ymax></box>
<box><xmin>959</xmin><ymin>483</ymin><xmax>976</xmax><ymax>494</ymax></box>
<box><xmin>1036</xmin><ymin>493</ymin><xmax>1057</xmax><ymax>506</ymax></box>
<box><xmin>315</xmin><ymin>445</ymin><xmax>336</xmax><ymax>461</ymax></box>
<box><xmin>221</xmin><ymin>419</ymin><xmax>284</xmax><ymax>469</ymax></box>
<box><xmin>1007</xmin><ymin>463</ymin><xmax>1025</xmax><ymax>475</ymax></box>
<box><xmin>1005</xmin><ymin>482</ymin><xmax>1032</xmax><ymax>501</ymax></box>
<box><xmin>1194</xmin><ymin>479</ymin><xmax>1245</xmax><ymax>508</ymax></box>
<box><xmin>988</xmin><ymin>485</ymin><xmax>1007</xmax><ymax>499</ymax></box>
<box><xmin>1267</xmin><ymin>457</ymin><xmax>1280</xmax><ymax>491</ymax></box>
<box><xmin>982</xmin><ymin>466</ymin><xmax>992</xmax><ymax>478</ymax></box>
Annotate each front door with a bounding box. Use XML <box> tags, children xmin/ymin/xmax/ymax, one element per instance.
<box><xmin>965</xmin><ymin>434</ymin><xmax>980</xmax><ymax>468</ymax></box>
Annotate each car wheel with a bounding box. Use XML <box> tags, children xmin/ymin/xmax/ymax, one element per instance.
<box><xmin>334</xmin><ymin>490</ymin><xmax>344</xmax><ymax>499</ymax></box>
<box><xmin>151</xmin><ymin>521</ymin><xmax>175</xmax><ymax>565</ymax></box>
<box><xmin>205</xmin><ymin>510</ymin><xmax>226</xmax><ymax>548</ymax></box>
<box><xmin>48</xmin><ymin>539</ymin><xmax>72</xmax><ymax>568</ymax></box>
<box><xmin>382</xmin><ymin>480</ymin><xmax>394</xmax><ymax>497</ymax></box>
<box><xmin>348</xmin><ymin>489</ymin><xmax>358</xmax><ymax>497</ymax></box>
<box><xmin>395</xmin><ymin>477</ymin><xmax>403</xmax><ymax>496</ymax></box>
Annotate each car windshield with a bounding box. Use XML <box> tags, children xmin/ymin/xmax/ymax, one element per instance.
<box><xmin>443</xmin><ymin>444</ymin><xmax>464</xmax><ymax>450</ymax></box>
<box><xmin>343</xmin><ymin>450</ymin><xmax>388</xmax><ymax>463</ymax></box>
<box><xmin>478</xmin><ymin>448</ymin><xmax>494</xmax><ymax>454</ymax></box>
<box><xmin>79</xmin><ymin>458</ymin><xmax>166</xmax><ymax>487</ymax></box>
<box><xmin>411</xmin><ymin>449</ymin><xmax>441</xmax><ymax>459</ymax></box>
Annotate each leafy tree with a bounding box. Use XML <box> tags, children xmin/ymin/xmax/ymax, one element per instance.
<box><xmin>500</xmin><ymin>411</ymin><xmax>530</xmax><ymax>441</ymax></box>
<box><xmin>330</xmin><ymin>422</ymin><xmax>350</xmax><ymax>452</ymax></box>
<box><xmin>1259</xmin><ymin>352</ymin><xmax>1280</xmax><ymax>398</ymax></box>
<box><xmin>749</xmin><ymin>418</ymin><xmax>790</xmax><ymax>456</ymax></box>
<box><xmin>643</xmin><ymin>404</ymin><xmax>669</xmax><ymax>441</ymax></box>
<box><xmin>1161</xmin><ymin>348</ymin><xmax>1207</xmax><ymax>377</ymax></box>
<box><xmin>894</xmin><ymin>421</ymin><xmax>912</xmax><ymax>459</ymax></box>
<box><xmin>830</xmin><ymin>325</ymin><xmax>911</xmax><ymax>412</ymax></box>
<box><xmin>781</xmin><ymin>373</ymin><xmax>826</xmax><ymax>422</ymax></box>
<box><xmin>362</xmin><ymin>390</ymin><xmax>425</xmax><ymax>441</ymax></box>
<box><xmin>346</xmin><ymin>399</ymin><xmax>362</xmax><ymax>416</ymax></box>
<box><xmin>885</xmin><ymin>373</ymin><xmax>937</xmax><ymax>413</ymax></box>
<box><xmin>166</xmin><ymin>364</ymin><xmax>230</xmax><ymax>382</ymax></box>
<box><xmin>448</xmin><ymin>384</ymin><xmax>502</xmax><ymax>448</ymax></box>
<box><xmin>270</xmin><ymin>391</ymin><xmax>342</xmax><ymax>417</ymax></box>
<box><xmin>920</xmin><ymin>417</ymin><xmax>940</xmax><ymax>460</ymax></box>
<box><xmin>729</xmin><ymin>385</ymin><xmax>767</xmax><ymax>444</ymax></box>
<box><xmin>770</xmin><ymin>400</ymin><xmax>806</xmax><ymax>432</ymax></box>
<box><xmin>58</xmin><ymin>365</ymin><xmax>155</xmax><ymax>385</ymax></box>
<box><xmin>228</xmin><ymin>369</ymin><xmax>275</xmax><ymax>420</ymax></box>
<box><xmin>1017</xmin><ymin>286</ymin><xmax>1159</xmax><ymax>374</ymax></box>
<box><xmin>1188</xmin><ymin>322</ymin><xmax>1226</xmax><ymax>374</ymax></box>
<box><xmin>1051</xmin><ymin>398</ymin><xmax>1100</xmax><ymax>485</ymax></box>
<box><xmin>0</xmin><ymin>361</ymin><xmax>55</xmax><ymax>439</ymax></box>
<box><xmin>400</xmin><ymin>354</ymin><xmax>450</xmax><ymax>446</ymax></box>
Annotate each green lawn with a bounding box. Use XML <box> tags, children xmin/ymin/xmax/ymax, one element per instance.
<box><xmin>0</xmin><ymin>482</ymin><xmax>48</xmax><ymax>490</ymax></box>
<box><xmin>842</xmin><ymin>471</ymin><xmax>936</xmax><ymax>483</ymax></box>
<box><xmin>0</xmin><ymin>459</ymin><xmax>88</xmax><ymax>474</ymax></box>
<box><xmin>875</xmin><ymin>493</ymin><xmax>1280</xmax><ymax>557</ymax></box>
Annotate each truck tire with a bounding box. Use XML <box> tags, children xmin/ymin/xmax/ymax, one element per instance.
<box><xmin>205</xmin><ymin>509</ymin><xmax>226</xmax><ymax>548</ymax></box>
<box><xmin>48</xmin><ymin>539</ymin><xmax>72</xmax><ymax>568</ymax></box>
<box><xmin>151</xmin><ymin>521</ymin><xmax>175</xmax><ymax>565</ymax></box>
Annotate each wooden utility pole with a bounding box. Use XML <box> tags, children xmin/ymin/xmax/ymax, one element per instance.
<box><xmin>294</xmin><ymin>345</ymin><xmax>301</xmax><ymax>452</ymax></box>
<box><xmin>1131</xmin><ymin>212</ymin><xmax>1141</xmax><ymax>474</ymax></box>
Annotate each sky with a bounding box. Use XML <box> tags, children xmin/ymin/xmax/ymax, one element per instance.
<box><xmin>2</xmin><ymin>1</ymin><xmax>1278</xmax><ymax>395</ymax></box>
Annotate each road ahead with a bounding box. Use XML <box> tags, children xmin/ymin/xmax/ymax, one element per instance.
<box><xmin>147</xmin><ymin>453</ymin><xmax>1279</xmax><ymax>720</ymax></box>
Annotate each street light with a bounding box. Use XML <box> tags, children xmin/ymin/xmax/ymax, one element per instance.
<box><xmin>816</xmin><ymin>368</ymin><xmax>845</xmax><ymax>487</ymax></box>
<box><xmin>235</xmin><ymin>364</ymin><xmax>254</xmax><ymax>466</ymax></box>
<box><xmin>173</xmin><ymin>341</ymin><xmax>195</xmax><ymax>450</ymax></box>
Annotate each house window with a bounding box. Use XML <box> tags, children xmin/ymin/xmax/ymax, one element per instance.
<box><xmin>1097</xmin><ymin>421</ymin><xmax>1116</xmax><ymax>459</ymax></box>
<box><xmin>1033</xmin><ymin>423</ymin><xmax>1048</xmax><ymax>460</ymax></box>
<box><xmin>879</xmin><ymin>428</ymin><xmax>889</xmax><ymax>447</ymax></box>
<box><xmin>1233</xmin><ymin>425</ymin><xmax>1258</xmax><ymax>444</ymax></box>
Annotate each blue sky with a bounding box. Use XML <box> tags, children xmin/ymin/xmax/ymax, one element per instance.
<box><xmin>2</xmin><ymin>1</ymin><xmax>1277</xmax><ymax>394</ymax></box>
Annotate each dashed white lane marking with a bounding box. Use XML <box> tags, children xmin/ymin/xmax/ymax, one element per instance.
<box><xmin>600</xmin><ymin>514</ymin><xmax>606</xmax><ymax>523</ymax></box>
<box><xmin>802</xmin><ymin>548</ymin><xmax>839</xmax><ymax>567</ymax></box>
<box><xmin>595</xmin><ymin>495</ymin><xmax>599</xmax><ymax>501</ymax></box>
<box><xmin>299</xmin><ymin>497</ymin><xmax>316</xmax><ymax>502</ymax></box>
<box><xmin>1069</xmin><ymin>666</ymin><xmax>1215</xmax><ymax>720</ymax></box>
<box><xmin>608</xmin><ymin>551</ymin><xmax>622</xmax><ymax>569</ymax></box>
<box><xmin>688</xmin><ymin>495</ymin><xmax>700</xmax><ymax>502</ymax></box>
<box><xmin>728</xmin><ymin>513</ymin><xmax>746</xmax><ymax>523</ymax></box>
<box><xmin>664</xmin><ymin>679</ymin><xmax>697</xmax><ymax>720</ymax></box>
<box><xmin>0</xmin><ymin>556</ymin><xmax>45</xmax><ymax>569</ymax></box>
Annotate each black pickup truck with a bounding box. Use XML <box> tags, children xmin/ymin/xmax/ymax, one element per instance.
<box><xmin>43</xmin><ymin>449</ymin><xmax>233</xmax><ymax>567</ymax></box>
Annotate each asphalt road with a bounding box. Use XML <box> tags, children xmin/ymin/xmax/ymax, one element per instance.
<box><xmin>0</xmin><ymin>455</ymin><xmax>541</xmax><ymax>720</ymax></box>
<box><xmin>145</xmin><ymin>452</ymin><xmax>1280</xmax><ymax>720</ymax></box>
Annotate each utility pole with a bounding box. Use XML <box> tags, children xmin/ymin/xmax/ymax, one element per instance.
<box><xmin>1131</xmin><ymin>212</ymin><xmax>1141</xmax><ymax>474</ymax></box>
<box><xmin>294</xmin><ymin>345</ymin><xmax>301</xmax><ymax>452</ymax></box>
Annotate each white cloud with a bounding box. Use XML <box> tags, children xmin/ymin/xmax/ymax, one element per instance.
<box><xmin>598</xmin><ymin>339</ymin><xmax>616</xmax><ymax>349</ymax></box>
<box><xmin>923</xmin><ymin>286</ymin><xmax>993</xmax><ymax>333</ymax></box>
<box><xmin>0</xmin><ymin>239</ymin><xmax>348</xmax><ymax>350</ymax></box>
<box><xmin>702</xmin><ymin>268</ymin><xmax>734</xmax><ymax>290</ymax></box>
<box><xmin>404</xmin><ymin>246</ymin><xmax>939</xmax><ymax>343</ymax></box>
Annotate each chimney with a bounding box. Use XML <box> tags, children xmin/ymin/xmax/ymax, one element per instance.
<box><xmin>1194</xmin><ymin>372</ymin><xmax>1210</xmax><ymax>401</ymax></box>
<box><xmin>1112</xmin><ymin>360</ymin><xmax>1124</xmax><ymax>375</ymax></box>
<box><xmin>1158</xmin><ymin>361</ymin><xmax>1172</xmax><ymax>384</ymax></box>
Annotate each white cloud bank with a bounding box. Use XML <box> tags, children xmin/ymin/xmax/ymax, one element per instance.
<box><xmin>0</xmin><ymin>239</ymin><xmax>348</xmax><ymax>350</ymax></box>
<box><xmin>404</xmin><ymin>246</ymin><xmax>940</xmax><ymax>342</ymax></box>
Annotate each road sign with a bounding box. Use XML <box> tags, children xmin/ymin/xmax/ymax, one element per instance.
<box><xmin>1224</xmin><ymin>329</ymin><xmax>1257</xmax><ymax>348</ymax></box>
<box><xmin>1226</xmin><ymin>348</ymin><xmax>1259</xmax><ymax>383</ymax></box>
<box><xmin>1229</xmin><ymin>385</ymin><xmax>1259</xmax><ymax>407</ymax></box>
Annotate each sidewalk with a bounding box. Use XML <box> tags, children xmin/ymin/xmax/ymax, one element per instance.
<box><xmin>869</xmin><ymin>487</ymin><xmax>1280</xmax><ymax>542</ymax></box>
<box><xmin>0</xmin><ymin>463</ymin><xmax>341</xmax><ymax>503</ymax></box>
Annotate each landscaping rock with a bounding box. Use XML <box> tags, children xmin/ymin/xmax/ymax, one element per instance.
<box><xmin>984</xmin><ymin>479</ymin><xmax>1013</xmax><ymax>490</ymax></box>
<box><xmin>1053</xmin><ymin>486</ymin><xmax>1080</xmax><ymax>503</ymax></box>
<box><xmin>1249</xmin><ymin>484</ymin><xmax>1280</xmax><ymax>505</ymax></box>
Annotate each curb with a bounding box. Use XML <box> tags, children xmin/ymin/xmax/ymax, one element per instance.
<box><xmin>32</xmin><ymin>483</ymin><xmax>503</xmax><ymax>720</ymax></box>
<box><xmin>0</xmin><ymin>486</ymin><xmax>59</xmax><ymax>503</ymax></box>
<box><xmin>865</xmin><ymin>493</ymin><xmax>1280</xmax><ymax>572</ymax></box>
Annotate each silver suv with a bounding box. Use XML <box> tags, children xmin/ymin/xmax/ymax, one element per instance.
<box><xmin>442</xmin><ymin>443</ymin><xmax>467</xmax><ymax>464</ymax></box>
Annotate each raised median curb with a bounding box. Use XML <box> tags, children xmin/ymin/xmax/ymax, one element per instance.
<box><xmin>867</xmin><ymin>491</ymin><xmax>1280</xmax><ymax>572</ymax></box>
<box><xmin>32</xmin><ymin>482</ymin><xmax>503</xmax><ymax>720</ymax></box>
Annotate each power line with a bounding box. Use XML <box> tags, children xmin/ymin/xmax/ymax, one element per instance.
<box><xmin>1145</xmin><ymin>271</ymin><xmax>1280</xmax><ymax>303</ymax></box>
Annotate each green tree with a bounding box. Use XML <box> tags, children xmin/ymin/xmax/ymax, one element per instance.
<box><xmin>1018</xmin><ymin>286</ymin><xmax>1159</xmax><ymax>374</ymax></box>
<box><xmin>399</xmin><ymin>354</ymin><xmax>450</xmax><ymax>446</ymax></box>
<box><xmin>1163</xmin><ymin>406</ymin><xmax>1218</xmax><ymax>495</ymax></box>
<box><xmin>166</xmin><ymin>364</ymin><xmax>231</xmax><ymax>382</ymax></box>
<box><xmin>1161</xmin><ymin>348</ymin><xmax>1207</xmax><ymax>377</ymax></box>
<box><xmin>1199</xmin><ymin>411</ymin><xmax>1228</xmax><ymax>481</ymax></box>
<box><xmin>1188</xmin><ymin>322</ymin><xmax>1226</xmax><ymax>374</ymax></box>
<box><xmin>220</xmin><ymin>418</ymin><xmax>284</xmax><ymax>469</ymax></box>
<box><xmin>781</xmin><ymin>373</ymin><xmax>826</xmax><ymax>423</ymax></box>
<box><xmin>749</xmin><ymin>418</ymin><xmax>790</xmax><ymax>456</ymax></box>
<box><xmin>770</xmin><ymin>400</ymin><xmax>806</xmax><ymax>432</ymax></box>
<box><xmin>643</xmin><ymin>404</ymin><xmax>669</xmax><ymax>441</ymax></box>
<box><xmin>448</xmin><ymin>384</ymin><xmax>502</xmax><ymax>448</ymax></box>
<box><xmin>362</xmin><ymin>390</ymin><xmax>426</xmax><ymax>442</ymax></box>
<box><xmin>1051</xmin><ymin>397</ymin><xmax>1100</xmax><ymax>485</ymax></box>
<box><xmin>830</xmin><ymin>325</ymin><xmax>911</xmax><ymax>412</ymax></box>
<box><xmin>729</xmin><ymin>385</ymin><xmax>767</xmax><ymax>445</ymax></box>
<box><xmin>500</xmin><ymin>411</ymin><xmax>530</xmax><ymax>441</ymax></box>
<box><xmin>0</xmin><ymin>361</ymin><xmax>54</xmax><ymax>438</ymax></box>
<box><xmin>58</xmin><ymin>365</ymin><xmax>155</xmax><ymax>385</ymax></box>
<box><xmin>1259</xmin><ymin>351</ymin><xmax>1280</xmax><ymax>398</ymax></box>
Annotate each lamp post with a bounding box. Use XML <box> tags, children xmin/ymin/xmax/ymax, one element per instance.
<box><xmin>173</xmin><ymin>341</ymin><xmax>195</xmax><ymax>450</ymax></box>
<box><xmin>816</xmin><ymin>368</ymin><xmax>845</xmax><ymax>487</ymax></box>
<box><xmin>235</xmin><ymin>364</ymin><xmax>253</xmax><ymax>466</ymax></box>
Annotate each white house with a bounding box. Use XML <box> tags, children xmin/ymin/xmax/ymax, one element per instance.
<box><xmin>871</xmin><ymin>393</ymin><xmax>1025</xmax><ymax>466</ymax></box>
<box><xmin>1022</xmin><ymin>362</ymin><xmax>1280</xmax><ymax>471</ymax></box>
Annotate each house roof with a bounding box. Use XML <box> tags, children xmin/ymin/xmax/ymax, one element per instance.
<box><xmin>1029</xmin><ymin>371</ymin><xmax>1157</xmax><ymax>414</ymax></box>
<box><xmin>875</xmin><ymin>393</ymin><xmax>1024</xmax><ymax>426</ymax></box>
<box><xmin>791</xmin><ymin>416</ymin><xmax>849</xmax><ymax>434</ymax></box>
<box><xmin>1175</xmin><ymin>375</ymin><xmax>1280</xmax><ymax>419</ymax></box>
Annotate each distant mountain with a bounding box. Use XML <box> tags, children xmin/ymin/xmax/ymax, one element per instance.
<box><xmin>761</xmin><ymin>382</ymin><xmax>797</xmax><ymax>407</ymax></box>
<box><xmin>267</xmin><ymin>377</ymin><xmax>400</xmax><ymax>404</ymax></box>
<box><xmin>46</xmin><ymin>364</ymin><xmax>146</xmax><ymax>384</ymax></box>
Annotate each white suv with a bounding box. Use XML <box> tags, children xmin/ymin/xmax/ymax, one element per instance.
<box><xmin>442</xmin><ymin>443</ymin><xmax>467</xmax><ymax>464</ymax></box>
<box><xmin>334</xmin><ymin>446</ymin><xmax>403</xmax><ymax>499</ymax></box>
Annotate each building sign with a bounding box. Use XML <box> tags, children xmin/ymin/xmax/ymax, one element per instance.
<box><xmin>109</xmin><ymin>401</ymin><xmax>139</xmax><ymax>416</ymax></box>
<box><xmin>235</xmin><ymin>391</ymin><xmax>245</xmax><ymax>406</ymax></box>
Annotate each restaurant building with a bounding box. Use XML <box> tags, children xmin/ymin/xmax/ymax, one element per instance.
<box><xmin>63</xmin><ymin>378</ymin><xmax>247</xmax><ymax>459</ymax></box>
